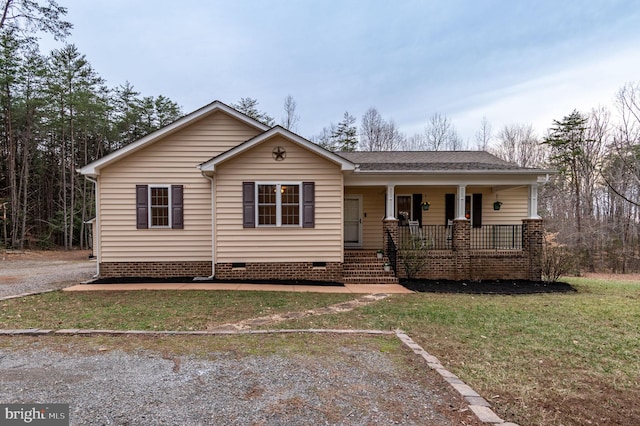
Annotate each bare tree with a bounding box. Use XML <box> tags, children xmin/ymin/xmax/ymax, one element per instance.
<box><xmin>474</xmin><ymin>116</ymin><xmax>492</xmax><ymax>151</ymax></box>
<box><xmin>0</xmin><ymin>0</ymin><xmax>72</xmax><ymax>40</ymax></box>
<box><xmin>310</xmin><ymin>123</ymin><xmax>337</xmax><ymax>151</ymax></box>
<box><xmin>403</xmin><ymin>133</ymin><xmax>426</xmax><ymax>150</ymax></box>
<box><xmin>280</xmin><ymin>94</ymin><xmax>299</xmax><ymax>132</ymax></box>
<box><xmin>603</xmin><ymin>82</ymin><xmax>640</xmax><ymax>206</ymax></box>
<box><xmin>359</xmin><ymin>107</ymin><xmax>404</xmax><ymax>151</ymax></box>
<box><xmin>424</xmin><ymin>113</ymin><xmax>462</xmax><ymax>150</ymax></box>
<box><xmin>492</xmin><ymin>123</ymin><xmax>545</xmax><ymax>167</ymax></box>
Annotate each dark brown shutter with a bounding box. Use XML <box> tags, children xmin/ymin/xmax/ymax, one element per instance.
<box><xmin>243</xmin><ymin>182</ymin><xmax>255</xmax><ymax>228</ymax></box>
<box><xmin>445</xmin><ymin>193</ymin><xmax>455</xmax><ymax>225</ymax></box>
<box><xmin>171</xmin><ymin>185</ymin><xmax>184</xmax><ymax>229</ymax></box>
<box><xmin>136</xmin><ymin>185</ymin><xmax>148</xmax><ymax>229</ymax></box>
<box><xmin>472</xmin><ymin>193</ymin><xmax>482</xmax><ymax>228</ymax></box>
<box><xmin>412</xmin><ymin>193</ymin><xmax>422</xmax><ymax>226</ymax></box>
<box><xmin>302</xmin><ymin>182</ymin><xmax>315</xmax><ymax>228</ymax></box>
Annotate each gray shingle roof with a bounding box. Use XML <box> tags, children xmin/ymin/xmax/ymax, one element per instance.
<box><xmin>336</xmin><ymin>151</ymin><xmax>531</xmax><ymax>171</ymax></box>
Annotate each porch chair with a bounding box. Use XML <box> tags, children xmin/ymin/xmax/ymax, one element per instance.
<box><xmin>408</xmin><ymin>220</ymin><xmax>429</xmax><ymax>248</ymax></box>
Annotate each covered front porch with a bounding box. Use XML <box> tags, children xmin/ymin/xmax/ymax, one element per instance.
<box><xmin>343</xmin><ymin>183</ymin><xmax>543</xmax><ymax>281</ymax></box>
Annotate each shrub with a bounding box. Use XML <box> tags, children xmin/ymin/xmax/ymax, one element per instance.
<box><xmin>398</xmin><ymin>237</ymin><xmax>430</xmax><ymax>280</ymax></box>
<box><xmin>541</xmin><ymin>232</ymin><xmax>575</xmax><ymax>283</ymax></box>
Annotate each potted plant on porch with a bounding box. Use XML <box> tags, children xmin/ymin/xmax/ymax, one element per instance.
<box><xmin>376</xmin><ymin>249</ymin><xmax>384</xmax><ymax>259</ymax></box>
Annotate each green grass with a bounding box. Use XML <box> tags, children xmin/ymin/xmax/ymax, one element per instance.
<box><xmin>1</xmin><ymin>278</ymin><xmax>638</xmax><ymax>425</ymax></box>
<box><xmin>0</xmin><ymin>290</ymin><xmax>354</xmax><ymax>331</ymax></box>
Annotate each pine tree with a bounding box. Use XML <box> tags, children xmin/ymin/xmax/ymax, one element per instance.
<box><xmin>332</xmin><ymin>111</ymin><xmax>357</xmax><ymax>152</ymax></box>
<box><xmin>231</xmin><ymin>97</ymin><xmax>274</xmax><ymax>126</ymax></box>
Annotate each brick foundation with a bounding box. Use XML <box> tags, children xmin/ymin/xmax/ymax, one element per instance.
<box><xmin>100</xmin><ymin>261</ymin><xmax>212</xmax><ymax>278</ymax></box>
<box><xmin>215</xmin><ymin>262</ymin><xmax>343</xmax><ymax>282</ymax></box>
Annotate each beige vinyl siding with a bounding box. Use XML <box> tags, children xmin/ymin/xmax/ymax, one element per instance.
<box><xmin>98</xmin><ymin>111</ymin><xmax>262</xmax><ymax>262</ymax></box>
<box><xmin>215</xmin><ymin>136</ymin><xmax>343</xmax><ymax>263</ymax></box>
<box><xmin>480</xmin><ymin>187</ymin><xmax>529</xmax><ymax>224</ymax></box>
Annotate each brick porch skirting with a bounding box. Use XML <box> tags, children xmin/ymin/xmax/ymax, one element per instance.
<box><xmin>99</xmin><ymin>261</ymin><xmax>212</xmax><ymax>278</ymax></box>
<box><xmin>215</xmin><ymin>262</ymin><xmax>343</xmax><ymax>282</ymax></box>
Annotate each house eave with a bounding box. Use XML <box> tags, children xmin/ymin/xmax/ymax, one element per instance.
<box><xmin>78</xmin><ymin>100</ymin><xmax>270</xmax><ymax>176</ymax></box>
<box><xmin>199</xmin><ymin>126</ymin><xmax>356</xmax><ymax>172</ymax></box>
<box><xmin>351</xmin><ymin>168</ymin><xmax>554</xmax><ymax>175</ymax></box>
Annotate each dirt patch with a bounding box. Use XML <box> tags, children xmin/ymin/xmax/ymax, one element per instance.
<box><xmin>2</xmin><ymin>249</ymin><xmax>90</xmax><ymax>261</ymax></box>
<box><xmin>208</xmin><ymin>293</ymin><xmax>389</xmax><ymax>331</ymax></box>
<box><xmin>402</xmin><ymin>279</ymin><xmax>576</xmax><ymax>294</ymax></box>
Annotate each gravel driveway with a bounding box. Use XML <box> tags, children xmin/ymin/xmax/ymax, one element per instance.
<box><xmin>0</xmin><ymin>253</ymin><xmax>94</xmax><ymax>298</ymax></box>
<box><xmin>0</xmin><ymin>340</ymin><xmax>480</xmax><ymax>425</ymax></box>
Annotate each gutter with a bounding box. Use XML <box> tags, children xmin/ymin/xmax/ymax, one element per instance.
<box><xmin>200</xmin><ymin>171</ymin><xmax>215</xmax><ymax>279</ymax></box>
<box><xmin>84</xmin><ymin>176</ymin><xmax>100</xmax><ymax>278</ymax></box>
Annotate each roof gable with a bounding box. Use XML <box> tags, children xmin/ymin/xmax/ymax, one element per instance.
<box><xmin>199</xmin><ymin>126</ymin><xmax>356</xmax><ymax>172</ymax></box>
<box><xmin>78</xmin><ymin>100</ymin><xmax>270</xmax><ymax>177</ymax></box>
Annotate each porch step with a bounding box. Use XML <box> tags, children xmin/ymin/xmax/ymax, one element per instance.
<box><xmin>343</xmin><ymin>250</ymin><xmax>399</xmax><ymax>285</ymax></box>
<box><xmin>343</xmin><ymin>276</ymin><xmax>400</xmax><ymax>285</ymax></box>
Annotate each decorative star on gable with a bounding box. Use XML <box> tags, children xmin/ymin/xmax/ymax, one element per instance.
<box><xmin>272</xmin><ymin>146</ymin><xmax>287</xmax><ymax>161</ymax></box>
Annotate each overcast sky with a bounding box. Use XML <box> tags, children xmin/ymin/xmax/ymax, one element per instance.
<box><xmin>41</xmin><ymin>0</ymin><xmax>640</xmax><ymax>146</ymax></box>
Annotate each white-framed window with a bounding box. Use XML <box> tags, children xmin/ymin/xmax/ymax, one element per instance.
<box><xmin>256</xmin><ymin>182</ymin><xmax>301</xmax><ymax>226</ymax></box>
<box><xmin>149</xmin><ymin>185</ymin><xmax>171</xmax><ymax>228</ymax></box>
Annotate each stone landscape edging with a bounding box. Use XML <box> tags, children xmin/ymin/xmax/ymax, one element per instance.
<box><xmin>0</xmin><ymin>327</ymin><xmax>518</xmax><ymax>425</ymax></box>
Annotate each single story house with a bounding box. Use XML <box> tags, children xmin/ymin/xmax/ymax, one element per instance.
<box><xmin>79</xmin><ymin>101</ymin><xmax>552</xmax><ymax>283</ymax></box>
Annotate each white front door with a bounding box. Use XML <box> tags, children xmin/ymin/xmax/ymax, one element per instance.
<box><xmin>344</xmin><ymin>196</ymin><xmax>362</xmax><ymax>248</ymax></box>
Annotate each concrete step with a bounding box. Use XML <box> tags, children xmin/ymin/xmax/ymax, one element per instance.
<box><xmin>343</xmin><ymin>277</ymin><xmax>400</xmax><ymax>285</ymax></box>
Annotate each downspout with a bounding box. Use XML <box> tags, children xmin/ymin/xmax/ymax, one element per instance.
<box><xmin>85</xmin><ymin>176</ymin><xmax>100</xmax><ymax>278</ymax></box>
<box><xmin>201</xmin><ymin>173</ymin><xmax>215</xmax><ymax>279</ymax></box>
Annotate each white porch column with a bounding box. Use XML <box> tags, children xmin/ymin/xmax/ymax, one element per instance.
<box><xmin>385</xmin><ymin>184</ymin><xmax>396</xmax><ymax>219</ymax></box>
<box><xmin>455</xmin><ymin>185</ymin><xmax>467</xmax><ymax>220</ymax></box>
<box><xmin>528</xmin><ymin>184</ymin><xmax>541</xmax><ymax>219</ymax></box>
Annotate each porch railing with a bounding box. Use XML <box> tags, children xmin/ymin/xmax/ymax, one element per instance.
<box><xmin>398</xmin><ymin>224</ymin><xmax>523</xmax><ymax>251</ymax></box>
<box><xmin>471</xmin><ymin>225</ymin><xmax>522</xmax><ymax>250</ymax></box>
<box><xmin>398</xmin><ymin>225</ymin><xmax>452</xmax><ymax>250</ymax></box>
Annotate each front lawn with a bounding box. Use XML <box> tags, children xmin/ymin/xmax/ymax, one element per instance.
<box><xmin>0</xmin><ymin>290</ymin><xmax>354</xmax><ymax>331</ymax></box>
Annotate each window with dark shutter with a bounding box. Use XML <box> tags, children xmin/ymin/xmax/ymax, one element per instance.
<box><xmin>136</xmin><ymin>185</ymin><xmax>149</xmax><ymax>229</ymax></box>
<box><xmin>171</xmin><ymin>185</ymin><xmax>184</xmax><ymax>229</ymax></box>
<box><xmin>303</xmin><ymin>182</ymin><xmax>315</xmax><ymax>228</ymax></box>
<box><xmin>472</xmin><ymin>193</ymin><xmax>482</xmax><ymax>228</ymax></box>
<box><xmin>445</xmin><ymin>193</ymin><xmax>455</xmax><ymax>225</ymax></box>
<box><xmin>412</xmin><ymin>193</ymin><xmax>422</xmax><ymax>226</ymax></box>
<box><xmin>243</xmin><ymin>182</ymin><xmax>256</xmax><ymax>228</ymax></box>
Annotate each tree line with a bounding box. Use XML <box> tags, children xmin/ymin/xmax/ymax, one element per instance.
<box><xmin>0</xmin><ymin>0</ymin><xmax>181</xmax><ymax>250</ymax></box>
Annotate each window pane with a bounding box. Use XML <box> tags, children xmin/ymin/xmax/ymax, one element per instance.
<box><xmin>282</xmin><ymin>205</ymin><xmax>299</xmax><ymax>225</ymax></box>
<box><xmin>281</xmin><ymin>185</ymin><xmax>300</xmax><ymax>225</ymax></box>
<box><xmin>258</xmin><ymin>205</ymin><xmax>276</xmax><ymax>225</ymax></box>
<box><xmin>258</xmin><ymin>185</ymin><xmax>276</xmax><ymax>204</ymax></box>
<box><xmin>151</xmin><ymin>206</ymin><xmax>169</xmax><ymax>227</ymax></box>
<box><xmin>258</xmin><ymin>185</ymin><xmax>277</xmax><ymax>225</ymax></box>
<box><xmin>150</xmin><ymin>187</ymin><xmax>169</xmax><ymax>227</ymax></box>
